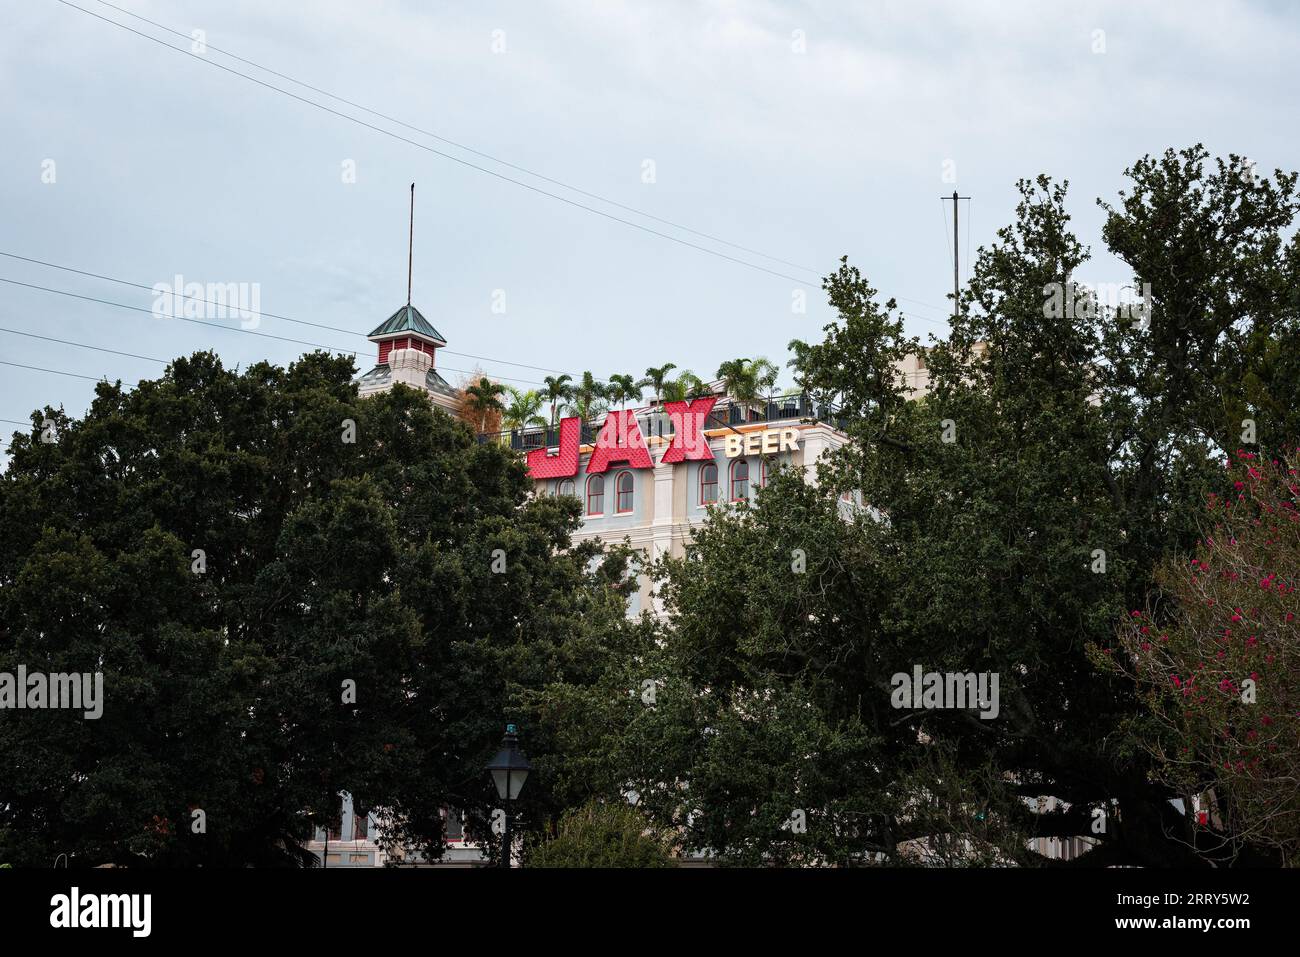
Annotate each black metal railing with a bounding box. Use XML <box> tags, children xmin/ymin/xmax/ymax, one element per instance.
<box><xmin>478</xmin><ymin>420</ymin><xmax>598</xmax><ymax>450</ymax></box>
<box><xmin>478</xmin><ymin>393</ymin><xmax>846</xmax><ymax>448</ymax></box>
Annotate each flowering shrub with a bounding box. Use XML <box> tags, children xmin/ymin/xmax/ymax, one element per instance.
<box><xmin>1104</xmin><ymin>448</ymin><xmax>1300</xmax><ymax>862</ymax></box>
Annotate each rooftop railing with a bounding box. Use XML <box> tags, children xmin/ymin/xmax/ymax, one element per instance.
<box><xmin>477</xmin><ymin>392</ymin><xmax>848</xmax><ymax>450</ymax></box>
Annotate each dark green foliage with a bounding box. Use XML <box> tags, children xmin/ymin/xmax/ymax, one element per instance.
<box><xmin>0</xmin><ymin>351</ymin><xmax>630</xmax><ymax>867</ymax></box>
<box><xmin>527</xmin><ymin>800</ymin><xmax>673</xmax><ymax>868</ymax></box>
<box><xmin>533</xmin><ymin>147</ymin><xmax>1299</xmax><ymax>867</ymax></box>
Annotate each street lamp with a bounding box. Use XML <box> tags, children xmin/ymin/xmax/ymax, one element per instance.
<box><xmin>486</xmin><ymin>723</ymin><xmax>531</xmax><ymax>867</ymax></box>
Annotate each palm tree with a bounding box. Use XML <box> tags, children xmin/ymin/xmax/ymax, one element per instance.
<box><xmin>464</xmin><ymin>376</ymin><xmax>507</xmax><ymax>433</ymax></box>
<box><xmin>606</xmin><ymin>374</ymin><xmax>641</xmax><ymax>411</ymax></box>
<box><xmin>751</xmin><ymin>357</ymin><xmax>780</xmax><ymax>394</ymax></box>
<box><xmin>564</xmin><ymin>371</ymin><xmax>608</xmax><ymax>424</ymax></box>
<box><xmin>716</xmin><ymin>357</ymin><xmax>778</xmax><ymax>420</ymax></box>
<box><xmin>502</xmin><ymin>387</ymin><xmax>547</xmax><ymax>433</ymax></box>
<box><xmin>643</xmin><ymin>363</ymin><xmax>677</xmax><ymax>404</ymax></box>
<box><xmin>540</xmin><ymin>374</ymin><xmax>573</xmax><ymax>430</ymax></box>
<box><xmin>660</xmin><ymin>369</ymin><xmax>708</xmax><ymax>403</ymax></box>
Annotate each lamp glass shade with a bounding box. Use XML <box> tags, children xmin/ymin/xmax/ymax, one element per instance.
<box><xmin>491</xmin><ymin>766</ymin><xmax>529</xmax><ymax>801</ymax></box>
<box><xmin>486</xmin><ymin>729</ymin><xmax>532</xmax><ymax>800</ymax></box>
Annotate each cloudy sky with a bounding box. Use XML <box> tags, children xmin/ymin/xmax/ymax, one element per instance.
<box><xmin>2</xmin><ymin>0</ymin><xmax>1296</xmax><ymax>457</ymax></box>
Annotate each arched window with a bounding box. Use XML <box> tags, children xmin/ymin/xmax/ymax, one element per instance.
<box><xmin>615</xmin><ymin>471</ymin><xmax>635</xmax><ymax>513</ymax></box>
<box><xmin>730</xmin><ymin>459</ymin><xmax>749</xmax><ymax>501</ymax></box>
<box><xmin>586</xmin><ymin>474</ymin><xmax>605</xmax><ymax>515</ymax></box>
<box><xmin>352</xmin><ymin>803</ymin><xmax>370</xmax><ymax>841</ymax></box>
<box><xmin>557</xmin><ymin>478</ymin><xmax>575</xmax><ymax>498</ymax></box>
<box><xmin>699</xmin><ymin>462</ymin><xmax>719</xmax><ymax>505</ymax></box>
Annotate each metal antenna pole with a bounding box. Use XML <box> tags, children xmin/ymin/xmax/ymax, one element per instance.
<box><xmin>407</xmin><ymin>182</ymin><xmax>415</xmax><ymax>307</ymax></box>
<box><xmin>942</xmin><ymin>190</ymin><xmax>970</xmax><ymax>319</ymax></box>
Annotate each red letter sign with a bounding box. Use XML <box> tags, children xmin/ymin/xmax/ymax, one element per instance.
<box><xmin>585</xmin><ymin>409</ymin><xmax>653</xmax><ymax>474</ymax></box>
<box><xmin>660</xmin><ymin>396</ymin><xmax>717</xmax><ymax>464</ymax></box>
<box><xmin>525</xmin><ymin>416</ymin><xmax>580</xmax><ymax>478</ymax></box>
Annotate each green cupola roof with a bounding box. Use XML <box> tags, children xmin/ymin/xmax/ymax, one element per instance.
<box><xmin>367</xmin><ymin>304</ymin><xmax>446</xmax><ymax>344</ymax></box>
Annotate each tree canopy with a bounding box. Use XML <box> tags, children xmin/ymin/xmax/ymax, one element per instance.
<box><xmin>535</xmin><ymin>146</ymin><xmax>1300</xmax><ymax>867</ymax></box>
<box><xmin>0</xmin><ymin>350</ymin><xmax>632</xmax><ymax>866</ymax></box>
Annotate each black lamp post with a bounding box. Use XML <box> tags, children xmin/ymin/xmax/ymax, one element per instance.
<box><xmin>485</xmin><ymin>723</ymin><xmax>531</xmax><ymax>868</ymax></box>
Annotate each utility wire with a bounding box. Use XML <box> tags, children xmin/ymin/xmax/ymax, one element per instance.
<box><xmin>940</xmin><ymin>197</ymin><xmax>953</xmax><ymax>274</ymax></box>
<box><xmin>0</xmin><ymin>276</ymin><xmax>357</xmax><ymax>354</ymax></box>
<box><xmin>0</xmin><ymin>250</ymin><xmax>571</xmax><ymax>376</ymax></box>
<box><xmin>0</xmin><ymin>359</ymin><xmax>137</xmax><ymax>386</ymax></box>
<box><xmin>56</xmin><ymin>0</ymin><xmax>954</xmax><ymax>323</ymax></box>
<box><xmin>0</xmin><ymin>325</ymin><xmax>168</xmax><ymax>364</ymax></box>
<box><xmin>0</xmin><ymin>277</ymin><xmax>552</xmax><ymax>385</ymax></box>
<box><xmin>0</xmin><ymin>250</ymin><xmax>949</xmax><ymax>397</ymax></box>
<box><xmin>966</xmin><ymin>197</ymin><xmax>972</xmax><ymax>285</ymax></box>
<box><xmin>88</xmin><ymin>0</ymin><xmax>820</xmax><ymax>278</ymax></box>
<box><xmin>51</xmin><ymin>0</ymin><xmax>812</xmax><ymax>288</ymax></box>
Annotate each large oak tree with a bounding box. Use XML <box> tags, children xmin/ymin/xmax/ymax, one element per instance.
<box><xmin>0</xmin><ymin>351</ymin><xmax>631</xmax><ymax>866</ymax></box>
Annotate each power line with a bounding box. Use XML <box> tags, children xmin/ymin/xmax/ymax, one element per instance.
<box><xmin>939</xmin><ymin>198</ymin><xmax>953</xmax><ymax>263</ymax></box>
<box><xmin>0</xmin><ymin>276</ymin><xmax>551</xmax><ymax>386</ymax></box>
<box><xmin>52</xmin><ymin>0</ymin><xmax>814</xmax><ymax>289</ymax></box>
<box><xmin>0</xmin><ymin>250</ymin><xmax>572</xmax><ymax>376</ymax></box>
<box><xmin>0</xmin><ymin>276</ymin><xmax>358</xmax><ymax>354</ymax></box>
<box><xmin>0</xmin><ymin>359</ymin><xmax>137</xmax><ymax>386</ymax></box>
<box><xmin>0</xmin><ymin>331</ymin><xmax>551</xmax><ymax>407</ymax></box>
<box><xmin>966</xmin><ymin>197</ymin><xmax>973</xmax><ymax>285</ymax></box>
<box><xmin>0</xmin><ymin>324</ymin><xmax>169</xmax><ymax>364</ymax></box>
<box><xmin>0</xmin><ymin>250</ymin><xmax>950</xmax><ymax>397</ymax></box>
<box><xmin>55</xmin><ymin>0</ymin><xmax>956</xmax><ymax>325</ymax></box>
<box><xmin>88</xmin><ymin>0</ymin><xmax>823</xmax><ymax>278</ymax></box>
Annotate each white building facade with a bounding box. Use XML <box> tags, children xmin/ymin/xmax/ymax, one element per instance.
<box><xmin>511</xmin><ymin>397</ymin><xmax>852</xmax><ymax>615</ymax></box>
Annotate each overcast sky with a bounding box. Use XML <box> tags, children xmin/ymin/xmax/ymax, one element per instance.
<box><xmin>2</xmin><ymin>0</ymin><xmax>1297</xmax><ymax>458</ymax></box>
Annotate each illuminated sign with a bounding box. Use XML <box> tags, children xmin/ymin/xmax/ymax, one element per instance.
<box><xmin>524</xmin><ymin>416</ymin><xmax>581</xmax><ymax>479</ymax></box>
<box><xmin>525</xmin><ymin>398</ymin><xmax>800</xmax><ymax>477</ymax></box>
<box><xmin>527</xmin><ymin>398</ymin><xmax>718</xmax><ymax>478</ymax></box>
<box><xmin>724</xmin><ymin>428</ymin><xmax>799</xmax><ymax>457</ymax></box>
<box><xmin>585</xmin><ymin>409</ymin><xmax>654</xmax><ymax>474</ymax></box>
